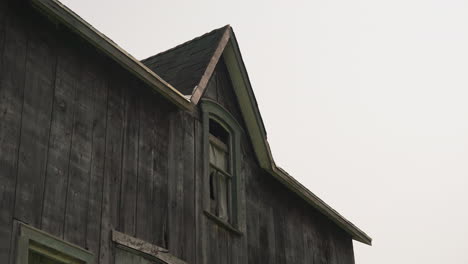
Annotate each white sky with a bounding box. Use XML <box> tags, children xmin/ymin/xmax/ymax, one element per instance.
<box><xmin>60</xmin><ymin>0</ymin><xmax>468</xmax><ymax>263</ymax></box>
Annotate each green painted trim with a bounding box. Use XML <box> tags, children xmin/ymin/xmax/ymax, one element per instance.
<box><xmin>201</xmin><ymin>99</ymin><xmax>244</xmax><ymax>231</ymax></box>
<box><xmin>16</xmin><ymin>223</ymin><xmax>94</xmax><ymax>264</ymax></box>
<box><xmin>30</xmin><ymin>0</ymin><xmax>193</xmax><ymax>112</ymax></box>
<box><xmin>222</xmin><ymin>42</ymin><xmax>272</xmax><ymax>170</ymax></box>
<box><xmin>222</xmin><ymin>36</ymin><xmax>373</xmax><ymax>245</ymax></box>
<box><xmin>31</xmin><ymin>0</ymin><xmax>371</xmax><ymax>245</ymax></box>
<box><xmin>200</xmin><ymin>99</ymin><xmax>243</xmax><ymax>135</ymax></box>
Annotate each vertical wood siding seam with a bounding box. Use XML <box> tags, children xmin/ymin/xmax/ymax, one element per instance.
<box><xmin>0</xmin><ymin>6</ymin><xmax>7</xmax><ymax>259</ymax></box>
<box><xmin>134</xmin><ymin>93</ymin><xmax>144</xmax><ymax>240</ymax></box>
<box><xmin>10</xmin><ymin>20</ymin><xmax>30</xmax><ymax>255</ymax></box>
<box><xmin>133</xmin><ymin>91</ymin><xmax>141</xmax><ymax>238</ymax></box>
<box><xmin>84</xmin><ymin>68</ymin><xmax>99</xmax><ymax>249</ymax></box>
<box><xmin>118</xmin><ymin>89</ymin><xmax>128</xmax><ymax>231</ymax></box>
<box><xmin>122</xmin><ymin>88</ymin><xmax>139</xmax><ymax>236</ymax></box>
<box><xmin>150</xmin><ymin>107</ymin><xmax>156</xmax><ymax>245</ymax></box>
<box><xmin>82</xmin><ymin>95</ymin><xmax>96</xmax><ymax>248</ymax></box>
<box><xmin>61</xmin><ymin>67</ymin><xmax>78</xmax><ymax>240</ymax></box>
<box><xmin>166</xmin><ymin>115</ymin><xmax>174</xmax><ymax>250</ymax></box>
<box><xmin>1</xmin><ymin>6</ymin><xmax>23</xmax><ymax>262</ymax></box>
<box><xmin>192</xmin><ymin>119</ymin><xmax>197</xmax><ymax>264</ymax></box>
<box><xmin>194</xmin><ymin>121</ymin><xmax>198</xmax><ymax>264</ymax></box>
<box><xmin>83</xmin><ymin>100</ymin><xmax>95</xmax><ymax>249</ymax></box>
<box><xmin>97</xmin><ymin>77</ymin><xmax>110</xmax><ymax>261</ymax></box>
<box><xmin>0</xmin><ymin>2</ymin><xmax>6</xmax><ymax>57</ymax></box>
<box><xmin>39</xmin><ymin>41</ymin><xmax>59</xmax><ymax>230</ymax></box>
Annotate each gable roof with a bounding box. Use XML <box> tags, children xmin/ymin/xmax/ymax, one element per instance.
<box><xmin>143</xmin><ymin>26</ymin><xmax>372</xmax><ymax>246</ymax></box>
<box><xmin>32</xmin><ymin>0</ymin><xmax>372</xmax><ymax>246</ymax></box>
<box><xmin>142</xmin><ymin>26</ymin><xmax>228</xmax><ymax>96</ymax></box>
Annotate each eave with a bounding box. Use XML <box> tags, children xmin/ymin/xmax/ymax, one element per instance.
<box><xmin>30</xmin><ymin>0</ymin><xmax>372</xmax><ymax>246</ymax></box>
<box><xmin>191</xmin><ymin>26</ymin><xmax>372</xmax><ymax>245</ymax></box>
<box><xmin>31</xmin><ymin>0</ymin><xmax>194</xmax><ymax>112</ymax></box>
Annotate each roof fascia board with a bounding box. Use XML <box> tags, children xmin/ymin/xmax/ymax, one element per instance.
<box><xmin>34</xmin><ymin>0</ymin><xmax>371</xmax><ymax>244</ymax></box>
<box><xmin>31</xmin><ymin>0</ymin><xmax>193</xmax><ymax>111</ymax></box>
<box><xmin>191</xmin><ymin>26</ymin><xmax>231</xmax><ymax>105</ymax></box>
<box><xmin>222</xmin><ymin>42</ymin><xmax>273</xmax><ymax>169</ymax></box>
<box><xmin>222</xmin><ymin>38</ymin><xmax>372</xmax><ymax>246</ymax></box>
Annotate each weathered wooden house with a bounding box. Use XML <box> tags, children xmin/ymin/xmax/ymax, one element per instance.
<box><xmin>0</xmin><ymin>0</ymin><xmax>372</xmax><ymax>263</ymax></box>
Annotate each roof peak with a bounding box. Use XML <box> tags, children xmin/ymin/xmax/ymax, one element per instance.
<box><xmin>141</xmin><ymin>25</ymin><xmax>231</xmax><ymax>95</ymax></box>
<box><xmin>141</xmin><ymin>25</ymin><xmax>230</xmax><ymax>63</ymax></box>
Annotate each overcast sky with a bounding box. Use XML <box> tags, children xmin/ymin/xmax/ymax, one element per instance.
<box><xmin>60</xmin><ymin>0</ymin><xmax>468</xmax><ymax>263</ymax></box>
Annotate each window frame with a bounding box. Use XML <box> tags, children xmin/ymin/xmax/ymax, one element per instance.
<box><xmin>15</xmin><ymin>223</ymin><xmax>93</xmax><ymax>264</ymax></box>
<box><xmin>208</xmin><ymin>127</ymin><xmax>232</xmax><ymax>221</ymax></box>
<box><xmin>201</xmin><ymin>99</ymin><xmax>243</xmax><ymax>234</ymax></box>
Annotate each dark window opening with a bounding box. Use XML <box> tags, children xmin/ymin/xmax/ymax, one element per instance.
<box><xmin>209</xmin><ymin>171</ymin><xmax>216</xmax><ymax>200</ymax></box>
<box><xmin>209</xmin><ymin>119</ymin><xmax>229</xmax><ymax>144</ymax></box>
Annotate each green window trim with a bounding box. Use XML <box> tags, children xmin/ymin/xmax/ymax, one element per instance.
<box><xmin>16</xmin><ymin>223</ymin><xmax>93</xmax><ymax>264</ymax></box>
<box><xmin>201</xmin><ymin>99</ymin><xmax>244</xmax><ymax>233</ymax></box>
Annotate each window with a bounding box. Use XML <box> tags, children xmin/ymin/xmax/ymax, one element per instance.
<box><xmin>201</xmin><ymin>99</ymin><xmax>243</xmax><ymax>233</ymax></box>
<box><xmin>209</xmin><ymin>119</ymin><xmax>232</xmax><ymax>221</ymax></box>
<box><xmin>15</xmin><ymin>223</ymin><xmax>93</xmax><ymax>264</ymax></box>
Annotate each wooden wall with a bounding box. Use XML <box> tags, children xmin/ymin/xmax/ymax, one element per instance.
<box><xmin>0</xmin><ymin>3</ymin><xmax>178</xmax><ymax>263</ymax></box>
<box><xmin>0</xmin><ymin>2</ymin><xmax>355</xmax><ymax>264</ymax></box>
<box><xmin>203</xmin><ymin>58</ymin><xmax>356</xmax><ymax>264</ymax></box>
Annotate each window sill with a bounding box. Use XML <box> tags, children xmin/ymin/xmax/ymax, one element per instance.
<box><xmin>203</xmin><ymin>211</ymin><xmax>243</xmax><ymax>236</ymax></box>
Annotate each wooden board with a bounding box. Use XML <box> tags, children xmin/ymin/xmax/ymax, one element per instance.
<box><xmin>14</xmin><ymin>9</ymin><xmax>56</xmax><ymax>228</ymax></box>
<box><xmin>167</xmin><ymin>111</ymin><xmax>195</xmax><ymax>262</ymax></box>
<box><xmin>84</xmin><ymin>57</ymin><xmax>108</xmax><ymax>256</ymax></box>
<box><xmin>119</xmin><ymin>79</ymin><xmax>139</xmax><ymax>236</ymax></box>
<box><xmin>99</xmin><ymin>64</ymin><xmax>126</xmax><ymax>264</ymax></box>
<box><xmin>194</xmin><ymin>120</ymin><xmax>204</xmax><ymax>264</ymax></box>
<box><xmin>63</xmin><ymin>50</ymin><xmax>95</xmax><ymax>247</ymax></box>
<box><xmin>135</xmin><ymin>87</ymin><xmax>171</xmax><ymax>245</ymax></box>
<box><xmin>150</xmin><ymin>100</ymin><xmax>170</xmax><ymax>248</ymax></box>
<box><xmin>0</xmin><ymin>5</ymin><xmax>28</xmax><ymax>260</ymax></box>
<box><xmin>40</xmin><ymin>41</ymin><xmax>77</xmax><ymax>238</ymax></box>
<box><xmin>135</xmin><ymin>90</ymin><xmax>155</xmax><ymax>242</ymax></box>
<box><xmin>0</xmin><ymin>4</ymin><xmax>360</xmax><ymax>264</ymax></box>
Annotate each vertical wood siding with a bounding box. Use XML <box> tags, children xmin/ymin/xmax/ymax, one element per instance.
<box><xmin>201</xmin><ymin>57</ymin><xmax>356</xmax><ymax>264</ymax></box>
<box><xmin>0</xmin><ymin>3</ymin><xmax>355</xmax><ymax>264</ymax></box>
<box><xmin>0</xmin><ymin>2</ymin><xmax>28</xmax><ymax>261</ymax></box>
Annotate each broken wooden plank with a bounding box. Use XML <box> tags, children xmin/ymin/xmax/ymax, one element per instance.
<box><xmin>112</xmin><ymin>230</ymin><xmax>188</xmax><ymax>264</ymax></box>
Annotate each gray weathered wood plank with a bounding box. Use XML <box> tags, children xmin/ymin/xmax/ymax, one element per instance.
<box><xmin>182</xmin><ymin>115</ymin><xmax>195</xmax><ymax>263</ymax></box>
<box><xmin>14</xmin><ymin>12</ymin><xmax>56</xmax><ymax>227</ymax></box>
<box><xmin>150</xmin><ymin>101</ymin><xmax>170</xmax><ymax>248</ymax></box>
<box><xmin>99</xmin><ymin>64</ymin><xmax>126</xmax><ymax>264</ymax></box>
<box><xmin>135</xmin><ymin>91</ymin><xmax>155</xmax><ymax>242</ymax></box>
<box><xmin>194</xmin><ymin>120</ymin><xmax>204</xmax><ymax>264</ymax></box>
<box><xmin>41</xmin><ymin>42</ymin><xmax>77</xmax><ymax>238</ymax></box>
<box><xmin>85</xmin><ymin>58</ymin><xmax>108</xmax><ymax>256</ymax></box>
<box><xmin>119</xmin><ymin>81</ymin><xmax>139</xmax><ymax>236</ymax></box>
<box><xmin>0</xmin><ymin>5</ymin><xmax>28</xmax><ymax>261</ymax></box>
<box><xmin>167</xmin><ymin>111</ymin><xmax>183</xmax><ymax>257</ymax></box>
<box><xmin>63</xmin><ymin>52</ymin><xmax>95</xmax><ymax>247</ymax></box>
